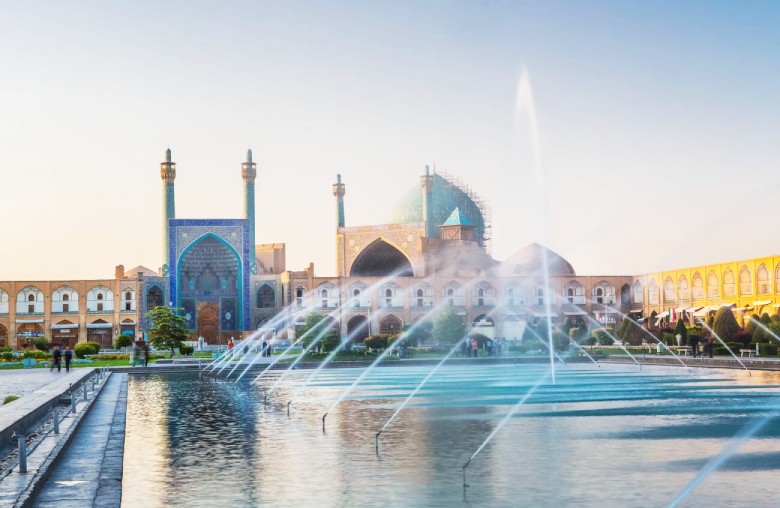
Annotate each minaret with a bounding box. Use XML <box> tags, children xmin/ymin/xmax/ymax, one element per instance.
<box><xmin>421</xmin><ymin>165</ymin><xmax>435</xmax><ymax>237</ymax></box>
<box><xmin>160</xmin><ymin>148</ymin><xmax>176</xmax><ymax>269</ymax></box>
<box><xmin>332</xmin><ymin>174</ymin><xmax>346</xmax><ymax>228</ymax></box>
<box><xmin>241</xmin><ymin>148</ymin><xmax>257</xmax><ymax>257</ymax></box>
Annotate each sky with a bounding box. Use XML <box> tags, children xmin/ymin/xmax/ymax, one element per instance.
<box><xmin>1</xmin><ymin>0</ymin><xmax>778</xmax><ymax>281</ymax></box>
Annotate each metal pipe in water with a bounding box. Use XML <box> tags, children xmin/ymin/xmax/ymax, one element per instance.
<box><xmin>53</xmin><ymin>409</ymin><xmax>60</xmax><ymax>435</ymax></box>
<box><xmin>322</xmin><ymin>412</ymin><xmax>328</xmax><ymax>432</ymax></box>
<box><xmin>286</xmin><ymin>401</ymin><xmax>291</xmax><ymax>417</ymax></box>
<box><xmin>14</xmin><ymin>433</ymin><xmax>27</xmax><ymax>473</ymax></box>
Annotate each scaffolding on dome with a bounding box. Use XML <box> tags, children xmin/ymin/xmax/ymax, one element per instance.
<box><xmin>437</xmin><ymin>171</ymin><xmax>492</xmax><ymax>255</ymax></box>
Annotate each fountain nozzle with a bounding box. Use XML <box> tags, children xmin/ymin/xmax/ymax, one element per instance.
<box><xmin>322</xmin><ymin>412</ymin><xmax>328</xmax><ymax>432</ymax></box>
<box><xmin>287</xmin><ymin>400</ymin><xmax>291</xmax><ymax>416</ymax></box>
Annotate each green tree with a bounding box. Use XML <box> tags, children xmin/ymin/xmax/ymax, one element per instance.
<box><xmin>712</xmin><ymin>306</ymin><xmax>740</xmax><ymax>343</ymax></box>
<box><xmin>746</xmin><ymin>314</ymin><xmax>760</xmax><ymax>336</ymax></box>
<box><xmin>297</xmin><ymin>313</ymin><xmax>335</xmax><ymax>351</ymax></box>
<box><xmin>32</xmin><ymin>337</ymin><xmax>51</xmax><ymax>352</ymax></box>
<box><xmin>674</xmin><ymin>319</ymin><xmax>688</xmax><ymax>345</ymax></box>
<box><xmin>431</xmin><ymin>306</ymin><xmax>466</xmax><ymax>345</ymax></box>
<box><xmin>115</xmin><ymin>334</ymin><xmax>134</xmax><ymax>350</ymax></box>
<box><xmin>148</xmin><ymin>306</ymin><xmax>190</xmax><ymax>357</ymax></box>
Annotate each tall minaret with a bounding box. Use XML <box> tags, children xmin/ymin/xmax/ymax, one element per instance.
<box><xmin>421</xmin><ymin>165</ymin><xmax>435</xmax><ymax>237</ymax></box>
<box><xmin>332</xmin><ymin>173</ymin><xmax>346</xmax><ymax>228</ymax></box>
<box><xmin>241</xmin><ymin>148</ymin><xmax>257</xmax><ymax>257</ymax></box>
<box><xmin>160</xmin><ymin>148</ymin><xmax>176</xmax><ymax>269</ymax></box>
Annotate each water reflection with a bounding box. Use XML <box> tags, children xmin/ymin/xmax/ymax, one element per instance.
<box><xmin>122</xmin><ymin>365</ymin><xmax>780</xmax><ymax>507</ymax></box>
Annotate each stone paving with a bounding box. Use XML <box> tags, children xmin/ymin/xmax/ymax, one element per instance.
<box><xmin>0</xmin><ymin>369</ymin><xmax>91</xmax><ymax>408</ymax></box>
<box><xmin>30</xmin><ymin>373</ymin><xmax>127</xmax><ymax>508</ymax></box>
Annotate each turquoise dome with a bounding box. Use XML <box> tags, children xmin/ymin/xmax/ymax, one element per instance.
<box><xmin>390</xmin><ymin>174</ymin><xmax>486</xmax><ymax>246</ymax></box>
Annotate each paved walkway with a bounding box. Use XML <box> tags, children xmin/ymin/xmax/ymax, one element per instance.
<box><xmin>30</xmin><ymin>373</ymin><xmax>127</xmax><ymax>507</ymax></box>
<box><xmin>0</xmin><ymin>369</ymin><xmax>91</xmax><ymax>408</ymax></box>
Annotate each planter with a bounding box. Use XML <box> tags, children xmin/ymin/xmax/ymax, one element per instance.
<box><xmin>22</xmin><ymin>358</ymin><xmax>36</xmax><ymax>368</ymax></box>
<box><xmin>212</xmin><ymin>352</ymin><xmax>222</xmax><ymax>359</ymax></box>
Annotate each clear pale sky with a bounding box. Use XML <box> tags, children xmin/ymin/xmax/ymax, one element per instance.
<box><xmin>1</xmin><ymin>1</ymin><xmax>778</xmax><ymax>281</ymax></box>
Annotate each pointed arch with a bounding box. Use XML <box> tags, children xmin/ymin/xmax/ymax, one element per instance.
<box><xmin>146</xmin><ymin>285</ymin><xmax>164</xmax><ymax>309</ymax></box>
<box><xmin>723</xmin><ymin>269</ymin><xmax>736</xmax><ymax>297</ymax></box>
<box><xmin>678</xmin><ymin>275</ymin><xmax>689</xmax><ymax>301</ymax></box>
<box><xmin>564</xmin><ymin>280</ymin><xmax>584</xmax><ymax>304</ymax></box>
<box><xmin>379</xmin><ymin>314</ymin><xmax>402</xmax><ymax>335</ymax></box>
<box><xmin>707</xmin><ymin>271</ymin><xmax>719</xmax><ymax>299</ymax></box>
<box><xmin>17</xmin><ymin>286</ymin><xmax>44</xmax><ymax>314</ymax></box>
<box><xmin>314</xmin><ymin>282</ymin><xmax>338</xmax><ymax>309</ymax></box>
<box><xmin>648</xmin><ymin>279</ymin><xmax>659</xmax><ymax>305</ymax></box>
<box><xmin>473</xmin><ymin>281</ymin><xmax>496</xmax><ymax>307</ymax></box>
<box><xmin>663</xmin><ymin>277</ymin><xmax>675</xmax><ymax>302</ymax></box>
<box><xmin>53</xmin><ymin>285</ymin><xmax>79</xmax><ymax>313</ymax></box>
<box><xmin>739</xmin><ymin>265</ymin><xmax>753</xmax><ymax>295</ymax></box>
<box><xmin>256</xmin><ymin>283</ymin><xmax>275</xmax><ymax>308</ymax></box>
<box><xmin>691</xmin><ymin>272</ymin><xmax>704</xmax><ymax>300</ymax></box>
<box><xmin>412</xmin><ymin>283</ymin><xmax>434</xmax><ymax>308</ymax></box>
<box><xmin>0</xmin><ymin>288</ymin><xmax>8</xmax><ymax>315</ymax></box>
<box><xmin>633</xmin><ymin>280</ymin><xmax>643</xmax><ymax>304</ymax></box>
<box><xmin>350</xmin><ymin>238</ymin><xmax>413</xmax><ymax>277</ymax></box>
<box><xmin>757</xmin><ymin>264</ymin><xmax>770</xmax><ymax>294</ymax></box>
<box><xmin>87</xmin><ymin>285</ymin><xmax>114</xmax><ymax>312</ymax></box>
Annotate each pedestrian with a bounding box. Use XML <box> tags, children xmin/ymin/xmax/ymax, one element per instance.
<box><xmin>486</xmin><ymin>338</ymin><xmax>494</xmax><ymax>357</ymax></box>
<box><xmin>262</xmin><ymin>339</ymin><xmax>268</xmax><ymax>357</ymax></box>
<box><xmin>462</xmin><ymin>337</ymin><xmax>470</xmax><ymax>358</ymax></box>
<box><xmin>64</xmin><ymin>345</ymin><xmax>73</xmax><ymax>372</ymax></box>
<box><xmin>144</xmin><ymin>342</ymin><xmax>150</xmax><ymax>367</ymax></box>
<box><xmin>228</xmin><ymin>338</ymin><xmax>235</xmax><ymax>350</ymax></box>
<box><xmin>50</xmin><ymin>345</ymin><xmax>62</xmax><ymax>372</ymax></box>
<box><xmin>704</xmin><ymin>333</ymin><xmax>714</xmax><ymax>358</ymax></box>
<box><xmin>689</xmin><ymin>335</ymin><xmax>700</xmax><ymax>358</ymax></box>
<box><xmin>471</xmin><ymin>337</ymin><xmax>478</xmax><ymax>358</ymax></box>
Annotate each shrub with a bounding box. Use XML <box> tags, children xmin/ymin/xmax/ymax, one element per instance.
<box><xmin>674</xmin><ymin>319</ymin><xmax>688</xmax><ymax>345</ymax></box>
<box><xmin>592</xmin><ymin>329</ymin><xmax>614</xmax><ymax>346</ymax></box>
<box><xmin>33</xmin><ymin>337</ymin><xmax>51</xmax><ymax>352</ymax></box>
<box><xmin>662</xmin><ymin>332</ymin><xmax>676</xmax><ymax>346</ymax></box>
<box><xmin>0</xmin><ymin>351</ymin><xmax>16</xmax><ymax>362</ymax></box>
<box><xmin>364</xmin><ymin>335</ymin><xmax>389</xmax><ymax>351</ymax></box>
<box><xmin>756</xmin><ymin>343</ymin><xmax>778</xmax><ymax>356</ymax></box>
<box><xmin>0</xmin><ymin>346</ymin><xmax>12</xmax><ymax>353</ymax></box>
<box><xmin>746</xmin><ymin>314</ymin><xmax>761</xmax><ymax>336</ymax></box>
<box><xmin>583</xmin><ymin>335</ymin><xmax>597</xmax><ymax>346</ymax></box>
<box><xmin>712</xmin><ymin>307</ymin><xmax>740</xmax><ymax>343</ymax></box>
<box><xmin>733</xmin><ymin>331</ymin><xmax>754</xmax><ymax>348</ymax></box>
<box><xmin>74</xmin><ymin>343</ymin><xmax>99</xmax><ymax>359</ymax></box>
<box><xmin>115</xmin><ymin>335</ymin><xmax>134</xmax><ymax>350</ymax></box>
<box><xmin>552</xmin><ymin>331</ymin><xmax>571</xmax><ymax>352</ymax></box>
<box><xmin>23</xmin><ymin>350</ymin><xmax>50</xmax><ymax>360</ymax></box>
<box><xmin>3</xmin><ymin>395</ymin><xmax>19</xmax><ymax>405</ymax></box>
<box><xmin>179</xmin><ymin>345</ymin><xmax>194</xmax><ymax>356</ymax></box>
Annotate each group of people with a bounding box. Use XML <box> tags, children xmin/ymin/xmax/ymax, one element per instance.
<box><xmin>49</xmin><ymin>345</ymin><xmax>73</xmax><ymax>372</ymax></box>
<box><xmin>227</xmin><ymin>338</ymin><xmax>272</xmax><ymax>357</ymax></box>
<box><xmin>131</xmin><ymin>341</ymin><xmax>150</xmax><ymax>367</ymax></box>
<box><xmin>461</xmin><ymin>337</ymin><xmax>504</xmax><ymax>358</ymax></box>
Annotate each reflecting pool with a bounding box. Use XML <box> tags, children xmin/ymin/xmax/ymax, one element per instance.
<box><xmin>122</xmin><ymin>364</ymin><xmax>780</xmax><ymax>507</ymax></box>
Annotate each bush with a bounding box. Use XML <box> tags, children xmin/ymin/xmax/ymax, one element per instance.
<box><xmin>115</xmin><ymin>335</ymin><xmax>134</xmax><ymax>350</ymax></box>
<box><xmin>23</xmin><ymin>350</ymin><xmax>50</xmax><ymax>360</ymax></box>
<box><xmin>0</xmin><ymin>346</ymin><xmax>12</xmax><ymax>353</ymax></box>
<box><xmin>674</xmin><ymin>319</ymin><xmax>688</xmax><ymax>346</ymax></box>
<box><xmin>662</xmin><ymin>332</ymin><xmax>676</xmax><ymax>346</ymax></box>
<box><xmin>592</xmin><ymin>329</ymin><xmax>615</xmax><ymax>346</ymax></box>
<box><xmin>713</xmin><ymin>307</ymin><xmax>740</xmax><ymax>343</ymax></box>
<box><xmin>0</xmin><ymin>351</ymin><xmax>16</xmax><ymax>362</ymax></box>
<box><xmin>33</xmin><ymin>337</ymin><xmax>51</xmax><ymax>352</ymax></box>
<box><xmin>3</xmin><ymin>395</ymin><xmax>19</xmax><ymax>405</ymax></box>
<box><xmin>364</xmin><ymin>335</ymin><xmax>389</xmax><ymax>351</ymax></box>
<box><xmin>75</xmin><ymin>342</ymin><xmax>99</xmax><ymax>359</ymax></box>
<box><xmin>733</xmin><ymin>331</ymin><xmax>753</xmax><ymax>348</ymax></box>
<box><xmin>552</xmin><ymin>331</ymin><xmax>571</xmax><ymax>352</ymax></box>
<box><xmin>756</xmin><ymin>343</ymin><xmax>778</xmax><ymax>356</ymax></box>
<box><xmin>179</xmin><ymin>345</ymin><xmax>194</xmax><ymax>356</ymax></box>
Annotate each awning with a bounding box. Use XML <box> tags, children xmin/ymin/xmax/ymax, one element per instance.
<box><xmin>561</xmin><ymin>305</ymin><xmax>587</xmax><ymax>316</ymax></box>
<box><xmin>719</xmin><ymin>303</ymin><xmax>737</xmax><ymax>308</ymax></box>
<box><xmin>738</xmin><ymin>306</ymin><xmax>754</xmax><ymax>312</ymax></box>
<box><xmin>15</xmin><ymin>318</ymin><xmax>44</xmax><ymax>324</ymax></box>
<box><xmin>533</xmin><ymin>312</ymin><xmax>558</xmax><ymax>318</ymax></box>
<box><xmin>655</xmin><ymin>311</ymin><xmax>669</xmax><ymax>319</ymax></box>
<box><xmin>693</xmin><ymin>306</ymin><xmax>711</xmax><ymax>317</ymax></box>
<box><xmin>86</xmin><ymin>323</ymin><xmax>114</xmax><ymax>329</ymax></box>
<box><xmin>51</xmin><ymin>323</ymin><xmax>78</xmax><ymax>329</ymax></box>
<box><xmin>753</xmin><ymin>300</ymin><xmax>772</xmax><ymax>306</ymax></box>
<box><xmin>629</xmin><ymin>309</ymin><xmax>643</xmax><ymax>314</ymax></box>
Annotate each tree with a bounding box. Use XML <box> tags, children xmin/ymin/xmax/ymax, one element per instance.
<box><xmin>115</xmin><ymin>334</ymin><xmax>134</xmax><ymax>350</ymax></box>
<box><xmin>148</xmin><ymin>306</ymin><xmax>190</xmax><ymax>357</ymax></box>
<box><xmin>674</xmin><ymin>319</ymin><xmax>688</xmax><ymax>345</ymax></box>
<box><xmin>746</xmin><ymin>314</ymin><xmax>760</xmax><ymax>336</ymax></box>
<box><xmin>431</xmin><ymin>306</ymin><xmax>465</xmax><ymax>345</ymax></box>
<box><xmin>712</xmin><ymin>306</ymin><xmax>740</xmax><ymax>343</ymax></box>
<box><xmin>297</xmin><ymin>313</ymin><xmax>336</xmax><ymax>351</ymax></box>
<box><xmin>33</xmin><ymin>337</ymin><xmax>51</xmax><ymax>352</ymax></box>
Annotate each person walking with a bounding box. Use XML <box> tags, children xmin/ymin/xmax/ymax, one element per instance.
<box><xmin>689</xmin><ymin>334</ymin><xmax>700</xmax><ymax>358</ymax></box>
<box><xmin>50</xmin><ymin>345</ymin><xmax>62</xmax><ymax>372</ymax></box>
<box><xmin>704</xmin><ymin>333</ymin><xmax>714</xmax><ymax>358</ymax></box>
<box><xmin>63</xmin><ymin>345</ymin><xmax>73</xmax><ymax>372</ymax></box>
<box><xmin>144</xmin><ymin>342</ymin><xmax>150</xmax><ymax>367</ymax></box>
<box><xmin>471</xmin><ymin>337</ymin><xmax>478</xmax><ymax>358</ymax></box>
<box><xmin>462</xmin><ymin>337</ymin><xmax>470</xmax><ymax>358</ymax></box>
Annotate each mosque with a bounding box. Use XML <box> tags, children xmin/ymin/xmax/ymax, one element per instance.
<box><xmin>1</xmin><ymin>150</ymin><xmax>779</xmax><ymax>349</ymax></box>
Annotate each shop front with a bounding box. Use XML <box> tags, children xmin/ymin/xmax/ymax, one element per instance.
<box><xmin>52</xmin><ymin>321</ymin><xmax>79</xmax><ymax>348</ymax></box>
<box><xmin>87</xmin><ymin>321</ymin><xmax>114</xmax><ymax>349</ymax></box>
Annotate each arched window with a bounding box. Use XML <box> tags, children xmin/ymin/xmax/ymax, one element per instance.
<box><xmin>648</xmin><ymin>279</ymin><xmax>659</xmax><ymax>305</ymax></box>
<box><xmin>633</xmin><ymin>281</ymin><xmax>643</xmax><ymax>304</ymax></box>
<box><xmin>53</xmin><ymin>286</ymin><xmax>79</xmax><ymax>313</ymax></box>
<box><xmin>707</xmin><ymin>271</ymin><xmax>719</xmax><ymax>299</ymax></box>
<box><xmin>17</xmin><ymin>286</ymin><xmax>44</xmax><ymax>314</ymax></box>
<box><xmin>295</xmin><ymin>287</ymin><xmax>306</xmax><ymax>308</ymax></box>
<box><xmin>256</xmin><ymin>284</ymin><xmax>275</xmax><ymax>308</ymax></box>
<box><xmin>593</xmin><ymin>281</ymin><xmax>616</xmax><ymax>305</ymax></box>
<box><xmin>536</xmin><ymin>287</ymin><xmax>545</xmax><ymax>306</ymax></box>
<box><xmin>563</xmin><ymin>281</ymin><xmax>584</xmax><ymax>304</ymax></box>
<box><xmin>314</xmin><ymin>283</ymin><xmax>337</xmax><ymax>309</ymax></box>
<box><xmin>122</xmin><ymin>289</ymin><xmax>136</xmax><ymax>312</ymax></box>
<box><xmin>663</xmin><ymin>277</ymin><xmax>675</xmax><ymax>302</ymax></box>
<box><xmin>723</xmin><ymin>270</ymin><xmax>735</xmax><ymax>297</ymax></box>
<box><xmin>0</xmin><ymin>289</ymin><xmax>8</xmax><ymax>315</ymax></box>
<box><xmin>757</xmin><ymin>264</ymin><xmax>770</xmax><ymax>294</ymax></box>
<box><xmin>678</xmin><ymin>276</ymin><xmax>689</xmax><ymax>301</ymax></box>
<box><xmin>28</xmin><ymin>294</ymin><xmax>34</xmax><ymax>302</ymax></box>
<box><xmin>692</xmin><ymin>273</ymin><xmax>704</xmax><ymax>300</ymax></box>
<box><xmin>443</xmin><ymin>283</ymin><xmax>463</xmax><ymax>306</ymax></box>
<box><xmin>147</xmin><ymin>286</ymin><xmax>163</xmax><ymax>308</ymax></box>
<box><xmin>87</xmin><ymin>286</ymin><xmax>113</xmax><ymax>313</ymax></box>
<box><xmin>739</xmin><ymin>266</ymin><xmax>753</xmax><ymax>295</ymax></box>
<box><xmin>413</xmin><ymin>284</ymin><xmax>433</xmax><ymax>308</ymax></box>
